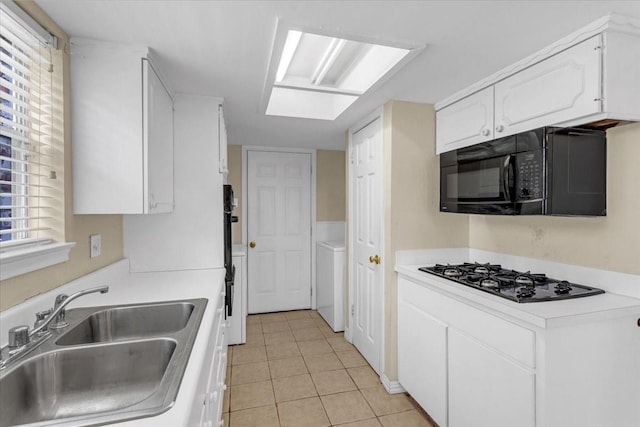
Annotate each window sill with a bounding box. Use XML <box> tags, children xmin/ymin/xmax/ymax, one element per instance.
<box><xmin>0</xmin><ymin>242</ymin><xmax>76</xmax><ymax>280</ymax></box>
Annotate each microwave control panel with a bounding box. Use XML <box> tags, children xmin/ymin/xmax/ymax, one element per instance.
<box><xmin>516</xmin><ymin>151</ymin><xmax>543</xmax><ymax>200</ymax></box>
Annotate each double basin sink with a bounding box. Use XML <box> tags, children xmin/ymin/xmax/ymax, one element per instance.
<box><xmin>0</xmin><ymin>299</ymin><xmax>207</xmax><ymax>426</ymax></box>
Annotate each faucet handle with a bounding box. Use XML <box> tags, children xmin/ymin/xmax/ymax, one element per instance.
<box><xmin>34</xmin><ymin>309</ymin><xmax>53</xmax><ymax>333</ymax></box>
<box><xmin>8</xmin><ymin>325</ymin><xmax>30</xmax><ymax>350</ymax></box>
<box><xmin>50</xmin><ymin>294</ymin><xmax>69</xmax><ymax>329</ymax></box>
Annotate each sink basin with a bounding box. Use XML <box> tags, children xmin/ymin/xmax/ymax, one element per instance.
<box><xmin>0</xmin><ymin>339</ymin><xmax>176</xmax><ymax>427</ymax></box>
<box><xmin>0</xmin><ymin>298</ymin><xmax>207</xmax><ymax>426</ymax></box>
<box><xmin>56</xmin><ymin>302</ymin><xmax>195</xmax><ymax>345</ymax></box>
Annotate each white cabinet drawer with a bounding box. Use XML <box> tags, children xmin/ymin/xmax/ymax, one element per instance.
<box><xmin>400</xmin><ymin>278</ymin><xmax>535</xmax><ymax>368</ymax></box>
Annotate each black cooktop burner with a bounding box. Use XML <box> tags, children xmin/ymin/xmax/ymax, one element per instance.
<box><xmin>418</xmin><ymin>262</ymin><xmax>605</xmax><ymax>303</ymax></box>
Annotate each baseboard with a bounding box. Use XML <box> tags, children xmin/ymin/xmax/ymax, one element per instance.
<box><xmin>380</xmin><ymin>373</ymin><xmax>406</xmax><ymax>394</ymax></box>
<box><xmin>344</xmin><ymin>325</ymin><xmax>352</xmax><ymax>342</ymax></box>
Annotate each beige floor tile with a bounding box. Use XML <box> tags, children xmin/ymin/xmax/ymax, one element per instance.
<box><xmin>297</xmin><ymin>339</ymin><xmax>333</xmax><ymax>357</ymax></box>
<box><xmin>303</xmin><ymin>352</ymin><xmax>343</xmax><ymax>373</ymax></box>
<box><xmin>285</xmin><ymin>310</ymin><xmax>313</xmax><ymax>320</ymax></box>
<box><xmin>223</xmin><ymin>384</ymin><xmax>230</xmax><ymax>413</ymax></box>
<box><xmin>277</xmin><ymin>396</ymin><xmax>330</xmax><ymax>427</ymax></box>
<box><xmin>360</xmin><ymin>386</ymin><xmax>414</xmax><ymax>416</ymax></box>
<box><xmin>308</xmin><ymin>310</ymin><xmax>323</xmax><ymax>320</ymax></box>
<box><xmin>223</xmin><ymin>412</ymin><xmax>230</xmax><ymax>426</ymax></box>
<box><xmin>320</xmin><ymin>327</ymin><xmax>341</xmax><ymax>338</ymax></box>
<box><xmin>244</xmin><ymin>332</ymin><xmax>265</xmax><ymax>347</ymax></box>
<box><xmin>272</xmin><ymin>373</ymin><xmax>318</xmax><ymax>402</ymax></box>
<box><xmin>288</xmin><ymin>318</ymin><xmax>317</xmax><ymax>330</ymax></box>
<box><xmin>261</xmin><ymin>312</ymin><xmax>288</xmax><ymax>323</ymax></box>
<box><xmin>264</xmin><ymin>330</ymin><xmax>295</xmax><ymax>346</ymax></box>
<box><xmin>327</xmin><ymin>336</ymin><xmax>356</xmax><ymax>352</ymax></box>
<box><xmin>269</xmin><ymin>356</ymin><xmax>308</xmax><ymax>379</ymax></box>
<box><xmin>233</xmin><ymin>345</ymin><xmax>267</xmax><ymax>365</ymax></box>
<box><xmin>228</xmin><ymin>346</ymin><xmax>234</xmax><ymax>366</ymax></box>
<box><xmin>226</xmin><ymin>365</ymin><xmax>231</xmax><ymax>383</ymax></box>
<box><xmin>348</xmin><ymin>366</ymin><xmax>380</xmax><ymax>389</ymax></box>
<box><xmin>266</xmin><ymin>342</ymin><xmax>300</xmax><ymax>360</ymax></box>
<box><xmin>246</xmin><ymin>315</ymin><xmax>261</xmax><ymax>325</ymax></box>
<box><xmin>262</xmin><ymin>320</ymin><xmax>291</xmax><ymax>333</ymax></box>
<box><xmin>311</xmin><ymin>369</ymin><xmax>357</xmax><ymax>395</ymax></box>
<box><xmin>246</xmin><ymin>323</ymin><xmax>262</xmax><ymax>334</ymax></box>
<box><xmin>229</xmin><ymin>404</ymin><xmax>280</xmax><ymax>427</ymax></box>
<box><xmin>229</xmin><ymin>380</ymin><xmax>275</xmax><ymax>411</ymax></box>
<box><xmin>320</xmin><ymin>390</ymin><xmax>375</xmax><ymax>425</ymax></box>
<box><xmin>378</xmin><ymin>409</ymin><xmax>434</xmax><ymax>427</ymax></box>
<box><xmin>231</xmin><ymin>361</ymin><xmax>271</xmax><ymax>385</ymax></box>
<box><xmin>335</xmin><ymin>349</ymin><xmax>368</xmax><ymax>368</ymax></box>
<box><xmin>314</xmin><ymin>322</ymin><xmax>334</xmax><ymax>334</ymax></box>
<box><xmin>292</xmin><ymin>327</ymin><xmax>325</xmax><ymax>342</ymax></box>
<box><xmin>334</xmin><ymin>419</ymin><xmax>382</xmax><ymax>427</ymax></box>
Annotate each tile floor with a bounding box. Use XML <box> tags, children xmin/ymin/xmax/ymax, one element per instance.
<box><xmin>223</xmin><ymin>310</ymin><xmax>435</xmax><ymax>427</ymax></box>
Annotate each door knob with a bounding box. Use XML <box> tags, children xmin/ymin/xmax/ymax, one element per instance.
<box><xmin>249</xmin><ymin>241</ymin><xmax>256</xmax><ymax>248</ymax></box>
<box><xmin>369</xmin><ymin>255</ymin><xmax>380</xmax><ymax>264</ymax></box>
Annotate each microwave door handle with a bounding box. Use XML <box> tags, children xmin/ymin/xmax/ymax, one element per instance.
<box><xmin>503</xmin><ymin>155</ymin><xmax>515</xmax><ymax>201</ymax></box>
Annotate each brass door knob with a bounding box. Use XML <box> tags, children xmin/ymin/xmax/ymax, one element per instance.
<box><xmin>249</xmin><ymin>241</ymin><xmax>256</xmax><ymax>248</ymax></box>
<box><xmin>369</xmin><ymin>255</ymin><xmax>380</xmax><ymax>264</ymax></box>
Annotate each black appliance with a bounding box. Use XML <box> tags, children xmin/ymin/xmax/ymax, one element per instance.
<box><xmin>440</xmin><ymin>127</ymin><xmax>606</xmax><ymax>215</ymax></box>
<box><xmin>419</xmin><ymin>262</ymin><xmax>604</xmax><ymax>303</ymax></box>
<box><xmin>223</xmin><ymin>184</ymin><xmax>238</xmax><ymax>318</ymax></box>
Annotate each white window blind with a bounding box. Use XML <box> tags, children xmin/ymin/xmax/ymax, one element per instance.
<box><xmin>0</xmin><ymin>3</ymin><xmax>62</xmax><ymax>248</ymax></box>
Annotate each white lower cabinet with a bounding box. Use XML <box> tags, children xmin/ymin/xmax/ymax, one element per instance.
<box><xmin>397</xmin><ymin>275</ymin><xmax>640</xmax><ymax>427</ymax></box>
<box><xmin>448</xmin><ymin>328</ymin><xmax>535</xmax><ymax>427</ymax></box>
<box><xmin>190</xmin><ymin>285</ymin><xmax>228</xmax><ymax>427</ymax></box>
<box><xmin>398</xmin><ymin>294</ymin><xmax>447</xmax><ymax>426</ymax></box>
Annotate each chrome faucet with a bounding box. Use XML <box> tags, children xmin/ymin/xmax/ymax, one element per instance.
<box><xmin>29</xmin><ymin>285</ymin><xmax>109</xmax><ymax>336</ymax></box>
<box><xmin>1</xmin><ymin>285</ymin><xmax>109</xmax><ymax>370</ymax></box>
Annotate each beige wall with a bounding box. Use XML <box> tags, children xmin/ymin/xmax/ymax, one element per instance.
<box><xmin>469</xmin><ymin>122</ymin><xmax>640</xmax><ymax>275</ymax></box>
<box><xmin>0</xmin><ymin>2</ymin><xmax>123</xmax><ymax>311</ymax></box>
<box><xmin>227</xmin><ymin>145</ymin><xmax>243</xmax><ymax>244</ymax></box>
<box><xmin>225</xmin><ymin>146</ymin><xmax>346</xmax><ymax>244</ymax></box>
<box><xmin>317</xmin><ymin>150</ymin><xmax>346</xmax><ymax>222</ymax></box>
<box><xmin>382</xmin><ymin>101</ymin><xmax>469</xmax><ymax>379</ymax></box>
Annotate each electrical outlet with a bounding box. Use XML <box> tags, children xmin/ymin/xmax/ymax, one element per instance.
<box><xmin>90</xmin><ymin>234</ymin><xmax>102</xmax><ymax>258</ymax></box>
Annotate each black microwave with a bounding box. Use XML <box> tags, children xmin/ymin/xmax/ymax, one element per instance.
<box><xmin>440</xmin><ymin>127</ymin><xmax>606</xmax><ymax>216</ymax></box>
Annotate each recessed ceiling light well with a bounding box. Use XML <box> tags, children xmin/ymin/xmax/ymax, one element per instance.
<box><xmin>263</xmin><ymin>23</ymin><xmax>422</xmax><ymax>121</ymax></box>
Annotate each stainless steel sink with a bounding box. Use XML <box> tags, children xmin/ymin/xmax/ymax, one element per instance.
<box><xmin>56</xmin><ymin>302</ymin><xmax>195</xmax><ymax>345</ymax></box>
<box><xmin>0</xmin><ymin>298</ymin><xmax>207</xmax><ymax>427</ymax></box>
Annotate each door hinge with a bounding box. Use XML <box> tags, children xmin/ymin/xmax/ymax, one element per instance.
<box><xmin>351</xmin><ymin>305</ymin><xmax>355</xmax><ymax>316</ymax></box>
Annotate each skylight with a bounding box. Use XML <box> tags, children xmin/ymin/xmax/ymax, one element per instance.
<box><xmin>265</xmin><ymin>30</ymin><xmax>413</xmax><ymax>120</ymax></box>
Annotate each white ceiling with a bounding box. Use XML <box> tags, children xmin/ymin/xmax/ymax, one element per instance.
<box><xmin>35</xmin><ymin>0</ymin><xmax>640</xmax><ymax>150</ymax></box>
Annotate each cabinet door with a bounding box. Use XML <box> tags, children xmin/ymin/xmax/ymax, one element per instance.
<box><xmin>494</xmin><ymin>35</ymin><xmax>602</xmax><ymax>137</ymax></box>
<box><xmin>398</xmin><ymin>281</ymin><xmax>448</xmax><ymax>427</ymax></box>
<box><xmin>436</xmin><ymin>86</ymin><xmax>494</xmax><ymax>154</ymax></box>
<box><xmin>144</xmin><ymin>59</ymin><xmax>174</xmax><ymax>213</ymax></box>
<box><xmin>448</xmin><ymin>329</ymin><xmax>535</xmax><ymax>427</ymax></box>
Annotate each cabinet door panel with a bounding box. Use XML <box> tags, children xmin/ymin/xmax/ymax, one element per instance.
<box><xmin>495</xmin><ymin>35</ymin><xmax>602</xmax><ymax>137</ymax></box>
<box><xmin>398</xmin><ymin>280</ymin><xmax>448</xmax><ymax>427</ymax></box>
<box><xmin>436</xmin><ymin>86</ymin><xmax>494</xmax><ymax>154</ymax></box>
<box><xmin>448</xmin><ymin>329</ymin><xmax>535</xmax><ymax>427</ymax></box>
<box><xmin>145</xmin><ymin>60</ymin><xmax>174</xmax><ymax>213</ymax></box>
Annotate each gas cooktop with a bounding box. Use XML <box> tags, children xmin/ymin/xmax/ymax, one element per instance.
<box><xmin>419</xmin><ymin>262</ymin><xmax>605</xmax><ymax>303</ymax></box>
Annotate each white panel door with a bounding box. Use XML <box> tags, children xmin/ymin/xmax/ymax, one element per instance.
<box><xmin>436</xmin><ymin>86</ymin><xmax>494</xmax><ymax>153</ymax></box>
<box><xmin>398</xmin><ymin>279</ymin><xmax>448</xmax><ymax>427</ymax></box>
<box><xmin>350</xmin><ymin>116</ymin><xmax>383</xmax><ymax>374</ymax></box>
<box><xmin>494</xmin><ymin>35</ymin><xmax>602</xmax><ymax>137</ymax></box>
<box><xmin>247</xmin><ymin>151</ymin><xmax>311</xmax><ymax>313</ymax></box>
<box><xmin>448</xmin><ymin>328</ymin><xmax>535</xmax><ymax>427</ymax></box>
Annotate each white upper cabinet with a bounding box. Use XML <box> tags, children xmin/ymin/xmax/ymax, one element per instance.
<box><xmin>494</xmin><ymin>36</ymin><xmax>602</xmax><ymax>138</ymax></box>
<box><xmin>435</xmin><ymin>14</ymin><xmax>640</xmax><ymax>154</ymax></box>
<box><xmin>71</xmin><ymin>39</ymin><xmax>174</xmax><ymax>214</ymax></box>
<box><xmin>436</xmin><ymin>87</ymin><xmax>494</xmax><ymax>153</ymax></box>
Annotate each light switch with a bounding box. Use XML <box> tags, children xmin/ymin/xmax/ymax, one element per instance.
<box><xmin>90</xmin><ymin>234</ymin><xmax>102</xmax><ymax>258</ymax></box>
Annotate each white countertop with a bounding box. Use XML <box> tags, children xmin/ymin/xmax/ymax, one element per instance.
<box><xmin>0</xmin><ymin>259</ymin><xmax>226</xmax><ymax>427</ymax></box>
<box><xmin>396</xmin><ymin>264</ymin><xmax>640</xmax><ymax>329</ymax></box>
<box><xmin>395</xmin><ymin>248</ymin><xmax>640</xmax><ymax>329</ymax></box>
